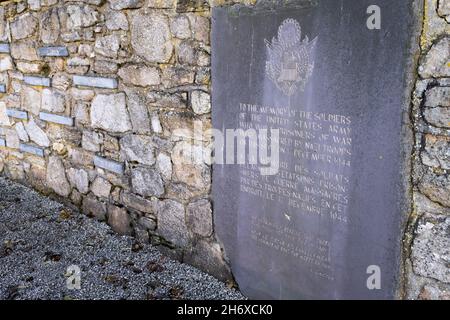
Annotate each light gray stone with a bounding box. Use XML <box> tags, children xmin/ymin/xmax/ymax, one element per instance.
<box><xmin>16</xmin><ymin>61</ymin><xmax>44</xmax><ymax>74</ymax></box>
<box><xmin>120</xmin><ymin>134</ymin><xmax>155</xmax><ymax>165</ymax></box>
<box><xmin>94</xmin><ymin>156</ymin><xmax>124</xmax><ymax>174</ymax></box>
<box><xmin>82</xmin><ymin>195</ymin><xmax>106</xmax><ymax>221</ymax></box>
<box><xmin>423</xmin><ymin>107</ymin><xmax>450</xmax><ymax>129</ymax></box>
<box><xmin>157</xmin><ymin>153</ymin><xmax>172</xmax><ymax>180</ymax></box>
<box><xmin>0</xmin><ymin>138</ymin><xmax>5</xmax><ymax>147</ymax></box>
<box><xmin>421</xmin><ymin>135</ymin><xmax>450</xmax><ymax>170</ymax></box>
<box><xmin>157</xmin><ymin>199</ymin><xmax>189</xmax><ymax>247</ymax></box>
<box><xmin>108</xmin><ymin>205</ymin><xmax>132</xmax><ymax>235</ymax></box>
<box><xmin>94</xmin><ymin>34</ymin><xmax>120</xmax><ymax>58</ymax></box>
<box><xmin>105</xmin><ymin>11</ymin><xmax>128</xmax><ymax>31</ymax></box>
<box><xmin>67</xmin><ymin>167</ymin><xmax>89</xmax><ymax>194</ymax></box>
<box><xmin>91</xmin><ymin>93</ymin><xmax>131</xmax><ymax>133</ymax></box>
<box><xmin>121</xmin><ymin>192</ymin><xmax>155</xmax><ymax>214</ymax></box>
<box><xmin>0</xmin><ymin>84</ymin><xmax>5</xmax><ymax>93</ymax></box>
<box><xmin>91</xmin><ymin>176</ymin><xmax>112</xmax><ymax>198</ymax></box>
<box><xmin>0</xmin><ymin>43</ymin><xmax>10</xmax><ymax>53</ymax></box>
<box><xmin>138</xmin><ymin>216</ymin><xmax>156</xmax><ymax>231</ymax></box>
<box><xmin>24</xmin><ymin>76</ymin><xmax>51</xmax><ymax>87</ymax></box>
<box><xmin>425</xmin><ymin>86</ymin><xmax>450</xmax><ymax>107</ymax></box>
<box><xmin>108</xmin><ymin>0</ymin><xmax>144</xmax><ymax>10</ymax></box>
<box><xmin>66</xmin><ymin>5</ymin><xmax>100</xmax><ymax>30</ymax></box>
<box><xmin>131</xmin><ymin>13</ymin><xmax>173</xmax><ymax>63</ymax></box>
<box><xmin>40</xmin><ymin>9</ymin><xmax>60</xmax><ymax>44</ymax></box>
<box><xmin>170</xmin><ymin>15</ymin><xmax>191</xmax><ymax>39</ymax></box>
<box><xmin>126</xmin><ymin>92</ymin><xmax>151</xmax><ymax>134</ymax></box>
<box><xmin>6</xmin><ymin>109</ymin><xmax>28</xmax><ymax>120</ymax></box>
<box><xmin>419</xmin><ymin>38</ymin><xmax>450</xmax><ymax>78</ymax></box>
<box><xmin>191</xmin><ymin>90</ymin><xmax>210</xmax><ymax>114</ymax></box>
<box><xmin>411</xmin><ymin>213</ymin><xmax>450</xmax><ymax>284</ymax></box>
<box><xmin>21</xmin><ymin>86</ymin><xmax>41</xmax><ymax>116</ymax></box>
<box><xmin>11</xmin><ymin>41</ymin><xmax>39</xmax><ymax>61</ymax></box>
<box><xmin>15</xmin><ymin>122</ymin><xmax>29</xmax><ymax>142</ymax></box>
<box><xmin>186</xmin><ymin>199</ymin><xmax>213</xmax><ymax>237</ymax></box>
<box><xmin>41</xmin><ymin>89</ymin><xmax>66</xmax><ymax>113</ymax></box>
<box><xmin>82</xmin><ymin>131</ymin><xmax>103</xmax><ymax>152</ymax></box>
<box><xmin>0</xmin><ymin>56</ymin><xmax>13</xmax><ymax>72</ymax></box>
<box><xmin>38</xmin><ymin>46</ymin><xmax>69</xmax><ymax>57</ymax></box>
<box><xmin>46</xmin><ymin>156</ymin><xmax>71</xmax><ymax>197</ymax></box>
<box><xmin>39</xmin><ymin>112</ymin><xmax>74</xmax><ymax>126</ymax></box>
<box><xmin>418</xmin><ymin>171</ymin><xmax>450</xmax><ymax>208</ymax></box>
<box><xmin>118</xmin><ymin>65</ymin><xmax>161</xmax><ymax>87</ymax></box>
<box><xmin>5</xmin><ymin>129</ymin><xmax>19</xmax><ymax>149</ymax></box>
<box><xmin>73</xmin><ymin>75</ymin><xmax>118</xmax><ymax>89</ymax></box>
<box><xmin>131</xmin><ymin>167</ymin><xmax>164</xmax><ymax>197</ymax></box>
<box><xmin>25</xmin><ymin>118</ymin><xmax>50</xmax><ymax>147</ymax></box>
<box><xmin>11</xmin><ymin>13</ymin><xmax>38</xmax><ymax>40</ymax></box>
<box><xmin>19</xmin><ymin>143</ymin><xmax>44</xmax><ymax>157</ymax></box>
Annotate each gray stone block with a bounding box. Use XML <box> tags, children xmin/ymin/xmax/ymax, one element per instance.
<box><xmin>39</xmin><ymin>112</ymin><xmax>74</xmax><ymax>126</ymax></box>
<box><xmin>0</xmin><ymin>138</ymin><xmax>5</xmax><ymax>147</ymax></box>
<box><xmin>24</xmin><ymin>76</ymin><xmax>51</xmax><ymax>87</ymax></box>
<box><xmin>73</xmin><ymin>75</ymin><xmax>118</xmax><ymax>89</ymax></box>
<box><xmin>19</xmin><ymin>143</ymin><xmax>44</xmax><ymax>157</ymax></box>
<box><xmin>0</xmin><ymin>84</ymin><xmax>6</xmax><ymax>93</ymax></box>
<box><xmin>94</xmin><ymin>156</ymin><xmax>124</xmax><ymax>174</ymax></box>
<box><xmin>38</xmin><ymin>46</ymin><xmax>69</xmax><ymax>57</ymax></box>
<box><xmin>0</xmin><ymin>43</ymin><xmax>10</xmax><ymax>53</ymax></box>
<box><xmin>6</xmin><ymin>109</ymin><xmax>28</xmax><ymax>120</ymax></box>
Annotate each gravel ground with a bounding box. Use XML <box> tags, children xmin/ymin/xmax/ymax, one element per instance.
<box><xmin>0</xmin><ymin>177</ymin><xmax>245</xmax><ymax>300</ymax></box>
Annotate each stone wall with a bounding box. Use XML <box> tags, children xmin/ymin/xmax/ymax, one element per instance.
<box><xmin>0</xmin><ymin>0</ymin><xmax>233</xmax><ymax>281</ymax></box>
<box><xmin>405</xmin><ymin>0</ymin><xmax>450</xmax><ymax>300</ymax></box>
<box><xmin>0</xmin><ymin>0</ymin><xmax>448</xmax><ymax>299</ymax></box>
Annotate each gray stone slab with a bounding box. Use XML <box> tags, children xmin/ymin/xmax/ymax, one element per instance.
<box><xmin>0</xmin><ymin>43</ymin><xmax>10</xmax><ymax>53</ymax></box>
<box><xmin>39</xmin><ymin>112</ymin><xmax>74</xmax><ymax>126</ymax></box>
<box><xmin>24</xmin><ymin>76</ymin><xmax>51</xmax><ymax>87</ymax></box>
<box><xmin>0</xmin><ymin>138</ymin><xmax>5</xmax><ymax>147</ymax></box>
<box><xmin>0</xmin><ymin>84</ymin><xmax>6</xmax><ymax>93</ymax></box>
<box><xmin>19</xmin><ymin>143</ymin><xmax>44</xmax><ymax>157</ymax></box>
<box><xmin>6</xmin><ymin>109</ymin><xmax>28</xmax><ymax>120</ymax></box>
<box><xmin>38</xmin><ymin>46</ymin><xmax>69</xmax><ymax>57</ymax></box>
<box><xmin>94</xmin><ymin>156</ymin><xmax>124</xmax><ymax>174</ymax></box>
<box><xmin>212</xmin><ymin>0</ymin><xmax>421</xmax><ymax>300</ymax></box>
<box><xmin>73</xmin><ymin>75</ymin><xmax>118</xmax><ymax>89</ymax></box>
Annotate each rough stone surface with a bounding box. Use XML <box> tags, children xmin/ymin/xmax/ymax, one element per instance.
<box><xmin>157</xmin><ymin>199</ymin><xmax>189</xmax><ymax>247</ymax></box>
<box><xmin>25</xmin><ymin>118</ymin><xmax>50</xmax><ymax>147</ymax></box>
<box><xmin>46</xmin><ymin>156</ymin><xmax>71</xmax><ymax>197</ymax></box>
<box><xmin>191</xmin><ymin>90</ymin><xmax>211</xmax><ymax>114</ymax></box>
<box><xmin>91</xmin><ymin>93</ymin><xmax>132</xmax><ymax>133</ymax></box>
<box><xmin>67</xmin><ymin>168</ymin><xmax>89</xmax><ymax>194</ymax></box>
<box><xmin>120</xmin><ymin>134</ymin><xmax>155</xmax><ymax>166</ymax></box>
<box><xmin>108</xmin><ymin>205</ymin><xmax>132</xmax><ymax>235</ymax></box>
<box><xmin>419</xmin><ymin>38</ymin><xmax>450</xmax><ymax>78</ymax></box>
<box><xmin>11</xmin><ymin>13</ymin><xmax>38</xmax><ymax>40</ymax></box>
<box><xmin>131</xmin><ymin>167</ymin><xmax>164</xmax><ymax>197</ymax></box>
<box><xmin>186</xmin><ymin>199</ymin><xmax>213</xmax><ymax>237</ymax></box>
<box><xmin>118</xmin><ymin>65</ymin><xmax>161</xmax><ymax>87</ymax></box>
<box><xmin>91</xmin><ymin>177</ymin><xmax>112</xmax><ymax>199</ymax></box>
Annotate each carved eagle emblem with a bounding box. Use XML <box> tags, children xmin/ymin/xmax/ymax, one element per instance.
<box><xmin>265</xmin><ymin>19</ymin><xmax>318</xmax><ymax>96</ymax></box>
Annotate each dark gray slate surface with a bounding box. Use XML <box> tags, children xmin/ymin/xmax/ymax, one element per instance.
<box><xmin>212</xmin><ymin>0</ymin><xmax>420</xmax><ymax>299</ymax></box>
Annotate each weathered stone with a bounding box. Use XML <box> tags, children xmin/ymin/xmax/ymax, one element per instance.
<box><xmin>108</xmin><ymin>205</ymin><xmax>132</xmax><ymax>235</ymax></box>
<box><xmin>82</xmin><ymin>130</ymin><xmax>103</xmax><ymax>152</ymax></box>
<box><xmin>172</xmin><ymin>141</ymin><xmax>210</xmax><ymax>190</ymax></box>
<box><xmin>157</xmin><ymin>199</ymin><xmax>189</xmax><ymax>247</ymax></box>
<box><xmin>91</xmin><ymin>93</ymin><xmax>132</xmax><ymax>133</ymax></box>
<box><xmin>66</xmin><ymin>57</ymin><xmax>90</xmax><ymax>73</ymax></box>
<box><xmin>69</xmin><ymin>147</ymin><xmax>94</xmax><ymax>167</ymax></box>
<box><xmin>148</xmin><ymin>0</ymin><xmax>175</xmax><ymax>8</ymax></box>
<box><xmin>67</xmin><ymin>167</ymin><xmax>89</xmax><ymax>194</ymax></box>
<box><xmin>24</xmin><ymin>76</ymin><xmax>51</xmax><ymax>87</ymax></box>
<box><xmin>125</xmin><ymin>91</ymin><xmax>151</xmax><ymax>135</ymax></box>
<box><xmin>157</xmin><ymin>153</ymin><xmax>172</xmax><ymax>180</ymax></box>
<box><xmin>131</xmin><ymin>13</ymin><xmax>173</xmax><ymax>63</ymax></box>
<box><xmin>82</xmin><ymin>195</ymin><xmax>107</xmax><ymax>221</ymax></box>
<box><xmin>425</xmin><ymin>86</ymin><xmax>450</xmax><ymax>107</ymax></box>
<box><xmin>46</xmin><ymin>156</ymin><xmax>71</xmax><ymax>197</ymax></box>
<box><xmin>411</xmin><ymin>213</ymin><xmax>450</xmax><ymax>283</ymax></box>
<box><xmin>177</xmin><ymin>0</ymin><xmax>209</xmax><ymax>12</ymax></box>
<box><xmin>186</xmin><ymin>199</ymin><xmax>212</xmax><ymax>237</ymax></box>
<box><xmin>0</xmin><ymin>55</ymin><xmax>13</xmax><ymax>72</ymax></box>
<box><xmin>38</xmin><ymin>46</ymin><xmax>69</xmax><ymax>57</ymax></box>
<box><xmin>118</xmin><ymin>65</ymin><xmax>161</xmax><ymax>87</ymax></box>
<box><xmin>93</xmin><ymin>60</ymin><xmax>118</xmax><ymax>74</ymax></box>
<box><xmin>21</xmin><ymin>86</ymin><xmax>41</xmax><ymax>116</ymax></box>
<box><xmin>423</xmin><ymin>107</ymin><xmax>450</xmax><ymax>129</ymax></box>
<box><xmin>5</xmin><ymin>129</ymin><xmax>20</xmax><ymax>149</ymax></box>
<box><xmin>0</xmin><ymin>8</ymin><xmax>7</xmax><ymax>42</ymax></box>
<box><xmin>131</xmin><ymin>167</ymin><xmax>164</xmax><ymax>197</ymax></box>
<box><xmin>11</xmin><ymin>41</ymin><xmax>39</xmax><ymax>61</ymax></box>
<box><xmin>70</xmin><ymin>88</ymin><xmax>95</xmax><ymax>101</ymax></box>
<box><xmin>187</xmin><ymin>13</ymin><xmax>209</xmax><ymax>43</ymax></box>
<box><xmin>46</xmin><ymin>124</ymin><xmax>81</xmax><ymax>143</ymax></box>
<box><xmin>161</xmin><ymin>66</ymin><xmax>195</xmax><ymax>87</ymax></box>
<box><xmin>28</xmin><ymin>0</ymin><xmax>41</xmax><ymax>11</ymax></box>
<box><xmin>108</xmin><ymin>0</ymin><xmax>144</xmax><ymax>10</ymax></box>
<box><xmin>438</xmin><ymin>0</ymin><xmax>450</xmax><ymax>19</ymax></box>
<box><xmin>121</xmin><ymin>192</ymin><xmax>155</xmax><ymax>214</ymax></box>
<box><xmin>0</xmin><ymin>84</ymin><xmax>5</xmax><ymax>93</ymax></box>
<box><xmin>151</xmin><ymin>112</ymin><xmax>163</xmax><ymax>133</ymax></box>
<box><xmin>94</xmin><ymin>34</ymin><xmax>120</xmax><ymax>58</ymax></box>
<box><xmin>66</xmin><ymin>5</ymin><xmax>100</xmax><ymax>30</ymax></box>
<box><xmin>93</xmin><ymin>156</ymin><xmax>124</xmax><ymax>174</ymax></box>
<box><xmin>184</xmin><ymin>240</ymin><xmax>232</xmax><ymax>282</ymax></box>
<box><xmin>91</xmin><ymin>176</ymin><xmax>112</xmax><ymax>199</ymax></box>
<box><xmin>0</xmin><ymin>43</ymin><xmax>9</xmax><ymax>53</ymax></box>
<box><xmin>0</xmin><ymin>138</ymin><xmax>5</xmax><ymax>147</ymax></box>
<box><xmin>6</xmin><ymin>109</ymin><xmax>28</xmax><ymax>120</ymax></box>
<box><xmin>170</xmin><ymin>15</ymin><xmax>191</xmax><ymax>39</ymax></box>
<box><xmin>40</xmin><ymin>112</ymin><xmax>74</xmax><ymax>126</ymax></box>
<box><xmin>419</xmin><ymin>38</ymin><xmax>450</xmax><ymax>78</ymax></box>
<box><xmin>178</xmin><ymin>40</ymin><xmax>196</xmax><ymax>65</ymax></box>
<box><xmin>15</xmin><ymin>122</ymin><xmax>29</xmax><ymax>142</ymax></box>
<box><xmin>138</xmin><ymin>216</ymin><xmax>156</xmax><ymax>230</ymax></box>
<box><xmin>73</xmin><ymin>75</ymin><xmax>118</xmax><ymax>89</ymax></box>
<box><xmin>421</xmin><ymin>134</ymin><xmax>450</xmax><ymax>170</ymax></box>
<box><xmin>40</xmin><ymin>8</ymin><xmax>60</xmax><ymax>44</ymax></box>
<box><xmin>25</xmin><ymin>118</ymin><xmax>50</xmax><ymax>147</ymax></box>
<box><xmin>105</xmin><ymin>10</ymin><xmax>128</xmax><ymax>31</ymax></box>
<box><xmin>19</xmin><ymin>143</ymin><xmax>44</xmax><ymax>157</ymax></box>
<box><xmin>11</xmin><ymin>13</ymin><xmax>38</xmax><ymax>40</ymax></box>
<box><xmin>0</xmin><ymin>102</ymin><xmax>10</xmax><ymax>126</ymax></box>
<box><xmin>418</xmin><ymin>171</ymin><xmax>450</xmax><ymax>207</ymax></box>
<box><xmin>16</xmin><ymin>61</ymin><xmax>45</xmax><ymax>74</ymax></box>
<box><xmin>190</xmin><ymin>90</ymin><xmax>210</xmax><ymax>114</ymax></box>
<box><xmin>41</xmin><ymin>89</ymin><xmax>66</xmax><ymax>113</ymax></box>
<box><xmin>120</xmin><ymin>134</ymin><xmax>155</xmax><ymax>165</ymax></box>
<box><xmin>52</xmin><ymin>73</ymin><xmax>71</xmax><ymax>92</ymax></box>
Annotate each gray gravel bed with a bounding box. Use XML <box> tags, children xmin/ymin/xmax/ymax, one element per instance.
<box><xmin>0</xmin><ymin>177</ymin><xmax>245</xmax><ymax>300</ymax></box>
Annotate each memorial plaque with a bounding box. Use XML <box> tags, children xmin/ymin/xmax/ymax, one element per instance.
<box><xmin>212</xmin><ymin>0</ymin><xmax>420</xmax><ymax>299</ymax></box>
